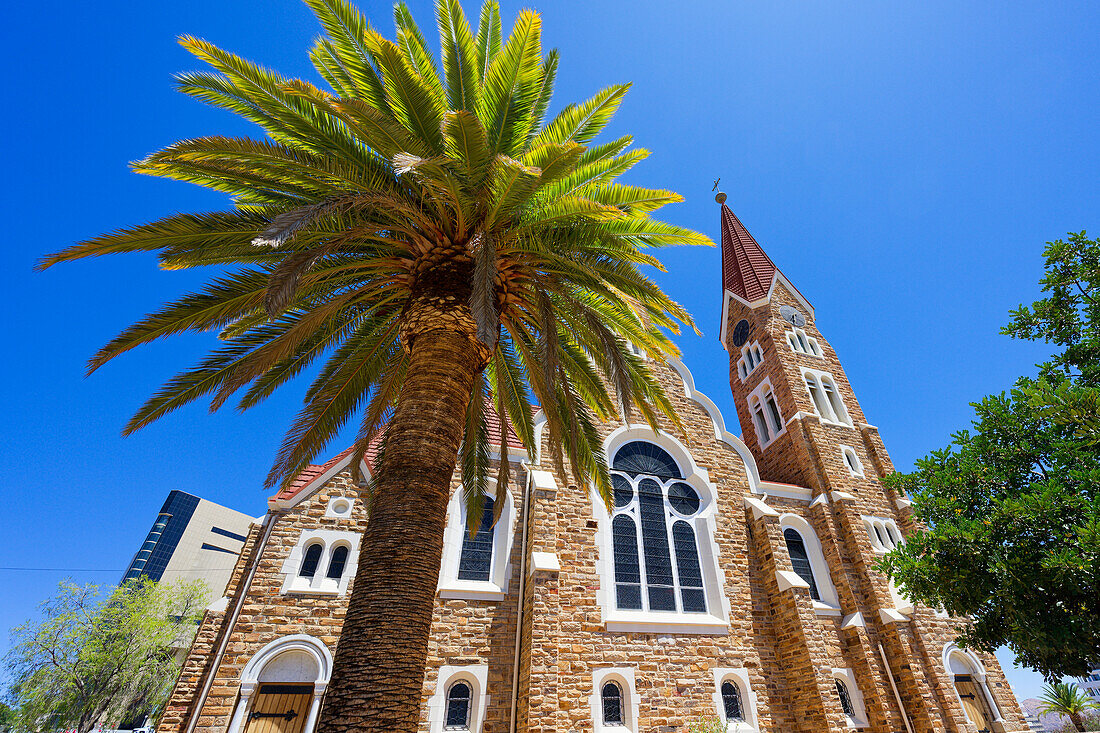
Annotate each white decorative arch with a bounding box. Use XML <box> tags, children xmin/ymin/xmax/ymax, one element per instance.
<box><xmin>778</xmin><ymin>514</ymin><xmax>841</xmax><ymax>614</ymax></box>
<box><xmin>590</xmin><ymin>667</ymin><xmax>641</xmax><ymax>732</ymax></box>
<box><xmin>711</xmin><ymin>667</ymin><xmax>761</xmax><ymax>732</ymax></box>
<box><xmin>665</xmin><ymin>358</ymin><xmax>811</xmax><ymax>501</ymax></box>
<box><xmin>227</xmin><ymin>634</ymin><xmax>333</xmax><ymax>733</ymax></box>
<box><xmin>942</xmin><ymin>643</ymin><xmax>1003</xmax><ymax>724</ymax></box>
<box><xmin>590</xmin><ymin>426</ymin><xmax>731</xmax><ymax>633</ymax></box>
<box><xmin>438</xmin><ymin>479</ymin><xmax>516</xmax><ymax>601</ymax></box>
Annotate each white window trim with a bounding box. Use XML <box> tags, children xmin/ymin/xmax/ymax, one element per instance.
<box><xmin>590</xmin><ymin>667</ymin><xmax>641</xmax><ymax>732</ymax></box>
<box><xmin>786</xmin><ymin>327</ymin><xmax>823</xmax><ymax>357</ymax></box>
<box><xmin>747</xmin><ymin>378</ymin><xmax>786</xmax><ymax>450</ymax></box>
<box><xmin>438</xmin><ymin>480</ymin><xmax>516</xmax><ymax>601</ymax></box>
<box><xmin>832</xmin><ymin>668</ymin><xmax>869</xmax><ymax>728</ymax></box>
<box><xmin>592</xmin><ymin>426</ymin><xmax>732</xmax><ymax>634</ymax></box>
<box><xmin>279</xmin><ymin>529</ymin><xmax>361</xmax><ymax>596</ymax></box>
<box><xmin>800</xmin><ymin>368</ymin><xmax>853</xmax><ymax>427</ymax></box>
<box><xmin>839</xmin><ymin>446</ymin><xmax>864</xmax><ymax>477</ymax></box>
<box><xmin>943</xmin><ymin>644</ymin><xmax>1004</xmax><ymax>724</ymax></box>
<box><xmin>861</xmin><ymin>516</ymin><xmax>902</xmax><ymax>554</ymax></box>
<box><xmin>324</xmin><ymin>495</ymin><xmax>355</xmax><ymax>520</ymax></box>
<box><xmin>736</xmin><ymin>341</ymin><xmax>765</xmax><ymax>382</ymax></box>
<box><xmin>712</xmin><ymin>668</ymin><xmax>760</xmax><ymax>732</ymax></box>
<box><xmin>779</xmin><ymin>514</ymin><xmax>841</xmax><ymax>614</ymax></box>
<box><xmin>427</xmin><ymin>664</ymin><xmax>489</xmax><ymax>733</ymax></box>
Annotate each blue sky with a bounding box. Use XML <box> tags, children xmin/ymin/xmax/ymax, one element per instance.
<box><xmin>1</xmin><ymin>0</ymin><xmax>1096</xmax><ymax>703</ymax></box>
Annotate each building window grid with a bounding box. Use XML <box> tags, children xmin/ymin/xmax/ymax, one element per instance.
<box><xmin>835</xmin><ymin>679</ymin><xmax>855</xmax><ymax>718</ymax></box>
<box><xmin>601</xmin><ymin>681</ymin><xmax>624</xmax><ymax>726</ymax></box>
<box><xmin>443</xmin><ymin>681</ymin><xmax>472</xmax><ymax>730</ymax></box>
<box><xmin>457</xmin><ymin>498</ymin><xmax>495</xmax><ymax>581</ymax></box>
<box><xmin>783</xmin><ymin>527</ymin><xmax>821</xmax><ymax>601</ymax></box>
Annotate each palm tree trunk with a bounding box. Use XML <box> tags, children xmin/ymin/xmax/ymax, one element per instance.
<box><xmin>317</xmin><ymin>300</ymin><xmax>488</xmax><ymax>733</ymax></box>
<box><xmin>1071</xmin><ymin>711</ymin><xmax>1085</xmax><ymax>732</ymax></box>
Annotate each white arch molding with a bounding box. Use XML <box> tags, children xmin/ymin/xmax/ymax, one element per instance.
<box><xmin>942</xmin><ymin>643</ymin><xmax>1003</xmax><ymax>725</ymax></box>
<box><xmin>778</xmin><ymin>514</ymin><xmax>842</xmax><ymax>614</ymax></box>
<box><xmin>227</xmin><ymin>634</ymin><xmax>334</xmax><ymax>733</ymax></box>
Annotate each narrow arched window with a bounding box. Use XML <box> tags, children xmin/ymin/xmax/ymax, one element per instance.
<box><xmin>601</xmin><ymin>681</ymin><xmax>624</xmax><ymax>725</ymax></box>
<box><xmin>299</xmin><ymin>542</ymin><xmax>323</xmax><ymax>578</ymax></box>
<box><xmin>835</xmin><ymin>679</ymin><xmax>855</xmax><ymax>718</ymax></box>
<box><xmin>326</xmin><ymin>544</ymin><xmax>349</xmax><ymax>580</ymax></box>
<box><xmin>721</xmin><ymin>680</ymin><xmax>744</xmax><ymax>721</ymax></box>
<box><xmin>821</xmin><ymin>376</ymin><xmax>851</xmax><ymax>425</ymax></box>
<box><xmin>750</xmin><ymin>397</ymin><xmax>771</xmax><ymax>442</ymax></box>
<box><xmin>887</xmin><ymin>524</ymin><xmax>902</xmax><ymax>546</ymax></box>
<box><xmin>672</xmin><ymin>521</ymin><xmax>705</xmax><ymax>612</ymax></box>
<box><xmin>805</xmin><ymin>375</ymin><xmax>832</xmax><ymax>420</ymax></box>
<box><xmin>612</xmin><ymin>513</ymin><xmax>642</xmax><ymax>610</ymax></box>
<box><xmin>874</xmin><ymin>523</ymin><xmax>888</xmax><ymax>549</ymax></box>
<box><xmin>764</xmin><ymin>391</ymin><xmax>784</xmax><ymax>434</ymax></box>
<box><xmin>458</xmin><ymin>497</ymin><xmax>495</xmax><ymax>581</ymax></box>
<box><xmin>783</xmin><ymin>528</ymin><xmax>820</xmax><ymax>601</ymax></box>
<box><xmin>444</xmin><ymin>681</ymin><xmax>471</xmax><ymax>729</ymax></box>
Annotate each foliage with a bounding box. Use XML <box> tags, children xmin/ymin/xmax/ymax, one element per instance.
<box><xmin>37</xmin><ymin>0</ymin><xmax>709</xmax><ymax>522</ymax></box>
<box><xmin>880</xmin><ymin>232</ymin><xmax>1100</xmax><ymax>680</ymax></box>
<box><xmin>685</xmin><ymin>714</ymin><xmax>727</xmax><ymax>733</ymax></box>
<box><xmin>1040</xmin><ymin>682</ymin><xmax>1100</xmax><ymax>732</ymax></box>
<box><xmin>0</xmin><ymin>703</ymin><xmax>15</xmax><ymax>733</ymax></box>
<box><xmin>4</xmin><ymin>577</ymin><xmax>208</xmax><ymax>733</ymax></box>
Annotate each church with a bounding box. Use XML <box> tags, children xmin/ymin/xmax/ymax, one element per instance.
<box><xmin>156</xmin><ymin>199</ymin><xmax>1028</xmax><ymax>733</ymax></box>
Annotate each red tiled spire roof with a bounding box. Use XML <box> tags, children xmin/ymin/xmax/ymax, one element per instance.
<box><xmin>720</xmin><ymin>203</ymin><xmax>778</xmax><ymax>303</ymax></box>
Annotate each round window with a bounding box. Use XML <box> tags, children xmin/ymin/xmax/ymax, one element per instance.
<box><xmin>332</xmin><ymin>499</ymin><xmax>351</xmax><ymax>515</ymax></box>
<box><xmin>668</xmin><ymin>482</ymin><xmax>700</xmax><ymax>515</ymax></box>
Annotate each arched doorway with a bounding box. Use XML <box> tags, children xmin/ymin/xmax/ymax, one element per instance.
<box><xmin>227</xmin><ymin>635</ymin><xmax>333</xmax><ymax>733</ymax></box>
<box><xmin>945</xmin><ymin>645</ymin><xmax>1000</xmax><ymax>733</ymax></box>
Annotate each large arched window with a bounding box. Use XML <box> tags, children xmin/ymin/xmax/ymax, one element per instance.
<box><xmin>721</xmin><ymin>680</ymin><xmax>743</xmax><ymax>721</ymax></box>
<box><xmin>783</xmin><ymin>528</ymin><xmax>820</xmax><ymax>601</ymax></box>
<box><xmin>601</xmin><ymin>681</ymin><xmax>624</xmax><ymax>725</ymax></box>
<box><xmin>609</xmin><ymin>442</ymin><xmax>706</xmax><ymax>613</ymax></box>
<box><xmin>444</xmin><ymin>681</ymin><xmax>471</xmax><ymax>730</ymax></box>
<box><xmin>299</xmin><ymin>543</ymin><xmax>323</xmax><ymax>578</ymax></box>
<box><xmin>457</xmin><ymin>498</ymin><xmax>495</xmax><ymax>582</ymax></box>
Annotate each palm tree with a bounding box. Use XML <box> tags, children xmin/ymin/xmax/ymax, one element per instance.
<box><xmin>1039</xmin><ymin>682</ymin><xmax>1100</xmax><ymax>732</ymax></box>
<box><xmin>39</xmin><ymin>0</ymin><xmax>709</xmax><ymax>730</ymax></box>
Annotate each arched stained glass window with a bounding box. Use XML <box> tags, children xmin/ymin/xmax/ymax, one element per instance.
<box><xmin>612</xmin><ymin>515</ymin><xmax>642</xmax><ymax>610</ymax></box>
<box><xmin>608</xmin><ymin>441</ymin><xmax>707</xmax><ymax>615</ymax></box>
<box><xmin>601</xmin><ymin>681</ymin><xmax>623</xmax><ymax>725</ymax></box>
<box><xmin>612</xmin><ymin>441</ymin><xmax>682</xmax><ymax>479</ymax></box>
<box><xmin>721</xmin><ymin>680</ymin><xmax>744</xmax><ymax>721</ymax></box>
<box><xmin>835</xmin><ymin>679</ymin><xmax>855</xmax><ymax>718</ymax></box>
<box><xmin>326</xmin><ymin>545</ymin><xmax>349</xmax><ymax>580</ymax></box>
<box><xmin>784</xmin><ymin>528</ymin><xmax>820</xmax><ymax>601</ymax></box>
<box><xmin>298</xmin><ymin>542</ymin><xmax>323</xmax><ymax>578</ymax></box>
<box><xmin>457</xmin><ymin>497</ymin><xmax>495</xmax><ymax>581</ymax></box>
<box><xmin>444</xmin><ymin>681</ymin><xmax>471</xmax><ymax>729</ymax></box>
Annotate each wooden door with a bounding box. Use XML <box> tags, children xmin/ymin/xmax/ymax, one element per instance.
<box><xmin>243</xmin><ymin>684</ymin><xmax>313</xmax><ymax>733</ymax></box>
<box><xmin>954</xmin><ymin>675</ymin><xmax>993</xmax><ymax>733</ymax></box>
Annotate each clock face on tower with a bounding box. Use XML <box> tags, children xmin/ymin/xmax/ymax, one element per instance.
<box><xmin>780</xmin><ymin>305</ymin><xmax>806</xmax><ymax>327</ymax></box>
<box><xmin>731</xmin><ymin>319</ymin><xmax>751</xmax><ymax>348</ymax></box>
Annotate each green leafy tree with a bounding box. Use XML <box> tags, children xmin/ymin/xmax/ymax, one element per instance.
<box><xmin>37</xmin><ymin>0</ymin><xmax>707</xmax><ymax>730</ymax></box>
<box><xmin>4</xmin><ymin>578</ymin><xmax>208</xmax><ymax>733</ymax></box>
<box><xmin>1039</xmin><ymin>682</ymin><xmax>1100</xmax><ymax>732</ymax></box>
<box><xmin>881</xmin><ymin>232</ymin><xmax>1100</xmax><ymax>680</ymax></box>
<box><xmin>0</xmin><ymin>703</ymin><xmax>16</xmax><ymax>733</ymax></box>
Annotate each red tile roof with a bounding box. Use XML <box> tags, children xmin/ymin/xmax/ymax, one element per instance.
<box><xmin>270</xmin><ymin>406</ymin><xmax>527</xmax><ymax>504</ymax></box>
<box><xmin>720</xmin><ymin>203</ymin><xmax>778</xmax><ymax>304</ymax></box>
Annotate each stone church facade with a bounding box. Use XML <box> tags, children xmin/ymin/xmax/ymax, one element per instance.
<box><xmin>157</xmin><ymin>202</ymin><xmax>1027</xmax><ymax>733</ymax></box>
